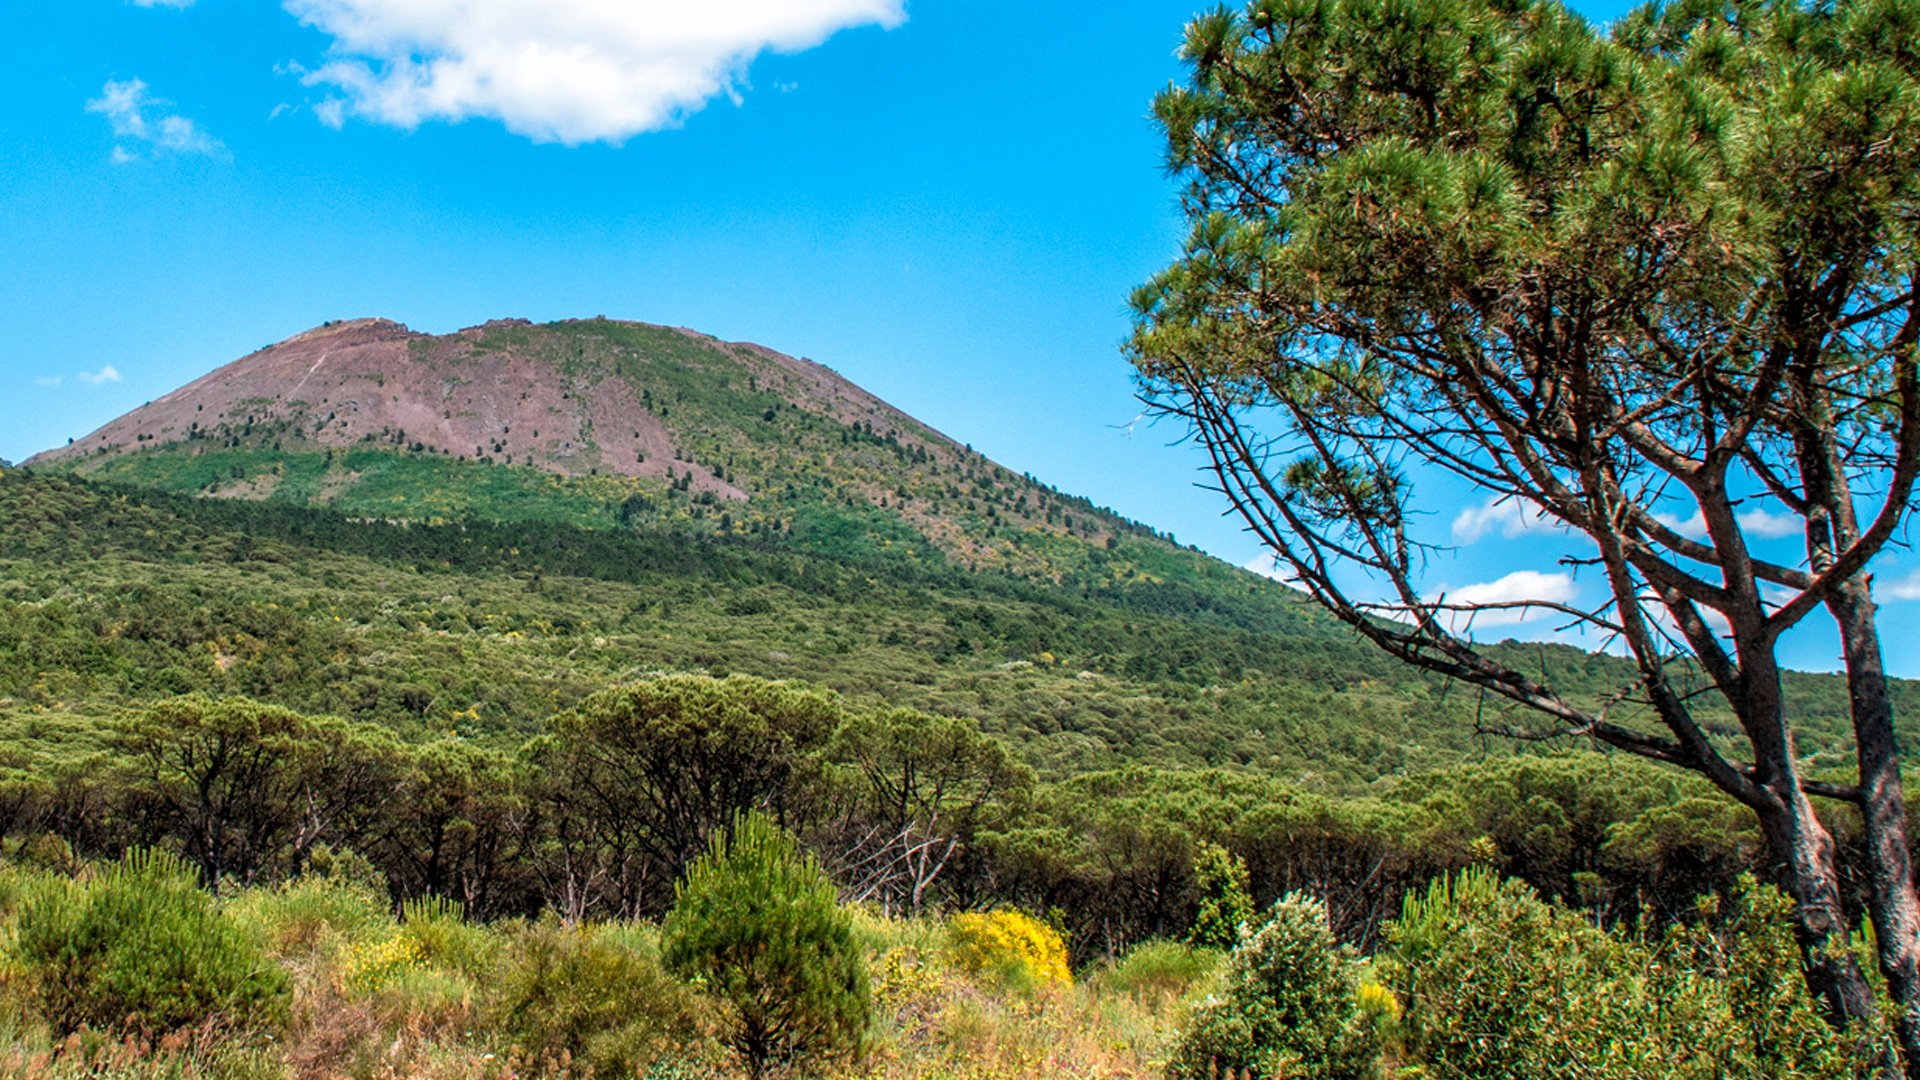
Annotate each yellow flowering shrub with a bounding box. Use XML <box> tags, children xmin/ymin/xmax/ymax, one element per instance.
<box><xmin>1356</xmin><ymin>980</ymin><xmax>1400</xmax><ymax>1020</ymax></box>
<box><xmin>339</xmin><ymin>931</ymin><xmax>424</xmax><ymax>993</ymax></box>
<box><xmin>946</xmin><ymin>910</ymin><xmax>1071</xmax><ymax>987</ymax></box>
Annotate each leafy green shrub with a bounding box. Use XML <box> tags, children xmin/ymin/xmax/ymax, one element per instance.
<box><xmin>225</xmin><ymin>871</ymin><xmax>389</xmax><ymax>961</ymax></box>
<box><xmin>488</xmin><ymin>913</ymin><xmax>708</xmax><ymax>1079</ymax></box>
<box><xmin>1383</xmin><ymin>869</ymin><xmax>1865</xmax><ymax>1080</ymax></box>
<box><xmin>13</xmin><ymin>849</ymin><xmax>291</xmax><ymax>1036</ymax></box>
<box><xmin>1167</xmin><ymin>893</ymin><xmax>1380</xmax><ymax>1080</ymax></box>
<box><xmin>1188</xmin><ymin>841</ymin><xmax>1253</xmax><ymax>950</ymax></box>
<box><xmin>1092</xmin><ymin>939</ymin><xmax>1219</xmax><ymax>1001</ymax></box>
<box><xmin>399</xmin><ymin>896</ymin><xmax>501</xmax><ymax>979</ymax></box>
<box><xmin>663</xmin><ymin>812</ymin><xmax>869</xmax><ymax>1079</ymax></box>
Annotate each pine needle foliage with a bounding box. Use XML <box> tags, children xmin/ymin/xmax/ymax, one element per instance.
<box><xmin>1129</xmin><ymin>0</ymin><xmax>1920</xmax><ymax>1053</ymax></box>
<box><xmin>662</xmin><ymin>811</ymin><xmax>870</xmax><ymax>1078</ymax></box>
<box><xmin>12</xmin><ymin>848</ymin><xmax>291</xmax><ymax>1037</ymax></box>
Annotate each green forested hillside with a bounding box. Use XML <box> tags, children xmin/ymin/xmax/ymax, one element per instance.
<box><xmin>0</xmin><ymin>456</ymin><xmax>1852</xmax><ymax>934</ymax></box>
<box><xmin>3</xmin><ymin>467</ymin><xmax>1905</xmax><ymax>782</ymax></box>
<box><xmin>0</xmin><ymin>468</ymin><xmax>1454</xmax><ymax>782</ymax></box>
<box><xmin>0</xmin><ymin>457</ymin><xmax>1908</xmax><ymax>1078</ymax></box>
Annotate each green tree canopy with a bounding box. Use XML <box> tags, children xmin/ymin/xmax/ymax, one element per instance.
<box><xmin>110</xmin><ymin>694</ymin><xmax>403</xmax><ymax>890</ymax></box>
<box><xmin>547</xmin><ymin>674</ymin><xmax>842</xmax><ymax>915</ymax></box>
<box><xmin>822</xmin><ymin>707</ymin><xmax>1033</xmax><ymax>915</ymax></box>
<box><xmin>1128</xmin><ymin>0</ymin><xmax>1920</xmax><ymax>1063</ymax></box>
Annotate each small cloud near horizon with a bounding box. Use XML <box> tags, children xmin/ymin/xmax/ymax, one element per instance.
<box><xmin>78</xmin><ymin>365</ymin><xmax>122</xmax><ymax>385</ymax></box>
<box><xmin>284</xmin><ymin>0</ymin><xmax>906</xmax><ymax>145</ymax></box>
<box><xmin>1885</xmin><ymin>570</ymin><xmax>1920</xmax><ymax>602</ymax></box>
<box><xmin>1427</xmin><ymin>569</ymin><xmax>1580</xmax><ymax>630</ymax></box>
<box><xmin>1654</xmin><ymin>505</ymin><xmax>1803</xmax><ymax>541</ymax></box>
<box><xmin>87</xmin><ymin>79</ymin><xmax>224</xmax><ymax>159</ymax></box>
<box><xmin>1242</xmin><ymin>551</ymin><xmax>1285</xmax><ymax>580</ymax></box>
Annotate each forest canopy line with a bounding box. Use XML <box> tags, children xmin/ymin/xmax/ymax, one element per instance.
<box><xmin>0</xmin><ymin>682</ymin><xmax>1887</xmax><ymax>962</ymax></box>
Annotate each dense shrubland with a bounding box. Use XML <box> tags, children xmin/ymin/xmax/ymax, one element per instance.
<box><xmin>0</xmin><ymin>835</ymin><xmax>1879</xmax><ymax>1079</ymax></box>
<box><xmin>1</xmin><ymin>469</ymin><xmax>1901</xmax><ymax>779</ymax></box>
<box><xmin>2</xmin><ymin>680</ymin><xmax>1894</xmax><ymax>958</ymax></box>
<box><xmin>0</xmin><ymin>468</ymin><xmax>1913</xmax><ymax>1075</ymax></box>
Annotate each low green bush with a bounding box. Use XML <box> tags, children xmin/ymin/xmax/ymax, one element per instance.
<box><xmin>664</xmin><ymin>812</ymin><xmax>870</xmax><ymax>1079</ymax></box>
<box><xmin>1092</xmin><ymin>939</ymin><xmax>1219</xmax><ymax>1001</ymax></box>
<box><xmin>225</xmin><ymin>870</ymin><xmax>389</xmax><ymax>960</ymax></box>
<box><xmin>488</xmin><ymin>913</ymin><xmax>709</xmax><ymax>1078</ymax></box>
<box><xmin>1188</xmin><ymin>842</ymin><xmax>1253</xmax><ymax>950</ymax></box>
<box><xmin>1383</xmin><ymin>869</ymin><xmax>1870</xmax><ymax>1080</ymax></box>
<box><xmin>399</xmin><ymin>896</ymin><xmax>502</xmax><ymax>979</ymax></box>
<box><xmin>13</xmin><ymin>849</ymin><xmax>291</xmax><ymax>1037</ymax></box>
<box><xmin>1166</xmin><ymin>893</ymin><xmax>1381</xmax><ymax>1080</ymax></box>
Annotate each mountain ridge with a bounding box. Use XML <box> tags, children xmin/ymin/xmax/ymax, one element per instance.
<box><xmin>28</xmin><ymin>316</ymin><xmax>1183</xmax><ymax>579</ymax></box>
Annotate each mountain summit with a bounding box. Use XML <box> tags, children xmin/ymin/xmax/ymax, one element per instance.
<box><xmin>28</xmin><ymin>317</ymin><xmax>1170</xmax><ymax>575</ymax></box>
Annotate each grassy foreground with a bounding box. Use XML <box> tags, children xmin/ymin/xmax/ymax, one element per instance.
<box><xmin>0</xmin><ymin>844</ymin><xmax>1886</xmax><ymax>1080</ymax></box>
<box><xmin>0</xmin><ymin>854</ymin><xmax>1194</xmax><ymax>1080</ymax></box>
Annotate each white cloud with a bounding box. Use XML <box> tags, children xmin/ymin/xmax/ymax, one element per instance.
<box><xmin>1654</xmin><ymin>508</ymin><xmax>1709</xmax><ymax>540</ymax></box>
<box><xmin>283</xmin><ymin>0</ymin><xmax>907</xmax><ymax>145</ymax></box>
<box><xmin>1243</xmin><ymin>552</ymin><xmax>1286</xmax><ymax>580</ymax></box>
<box><xmin>130</xmin><ymin>0</ymin><xmax>196</xmax><ymax>8</ymax></box>
<box><xmin>78</xmin><ymin>365</ymin><xmax>122</xmax><ymax>385</ymax></box>
<box><xmin>1655</xmin><ymin>505</ymin><xmax>1803</xmax><ymax>542</ymax></box>
<box><xmin>86</xmin><ymin>80</ymin><xmax>224</xmax><ymax>158</ymax></box>
<box><xmin>1885</xmin><ymin>570</ymin><xmax>1920</xmax><ymax>602</ymax></box>
<box><xmin>1427</xmin><ymin>570</ymin><xmax>1580</xmax><ymax>629</ymax></box>
<box><xmin>1452</xmin><ymin>495</ymin><xmax>1559</xmax><ymax>543</ymax></box>
<box><xmin>1739</xmin><ymin>508</ymin><xmax>1802</xmax><ymax>538</ymax></box>
<box><xmin>35</xmin><ymin>376</ymin><xmax>62</xmax><ymax>387</ymax></box>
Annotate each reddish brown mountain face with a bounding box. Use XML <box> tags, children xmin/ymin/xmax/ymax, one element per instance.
<box><xmin>25</xmin><ymin>317</ymin><xmax>1139</xmax><ymax>572</ymax></box>
<box><xmin>29</xmin><ymin>317</ymin><xmax>948</xmax><ymax>503</ymax></box>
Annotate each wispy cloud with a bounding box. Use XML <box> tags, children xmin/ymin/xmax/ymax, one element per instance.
<box><xmin>77</xmin><ymin>365</ymin><xmax>122</xmax><ymax>385</ymax></box>
<box><xmin>1452</xmin><ymin>495</ymin><xmax>1559</xmax><ymax>544</ymax></box>
<box><xmin>86</xmin><ymin>79</ymin><xmax>224</xmax><ymax>159</ymax></box>
<box><xmin>1651</xmin><ymin>509</ymin><xmax>1707</xmax><ymax>539</ymax></box>
<box><xmin>1427</xmin><ymin>569</ymin><xmax>1580</xmax><ymax>629</ymax></box>
<box><xmin>35</xmin><ymin>376</ymin><xmax>63</xmax><ymax>387</ymax></box>
<box><xmin>1655</xmin><ymin>505</ymin><xmax>1803</xmax><ymax>542</ymax></box>
<box><xmin>1885</xmin><ymin>570</ymin><xmax>1920</xmax><ymax>602</ymax></box>
<box><xmin>285</xmin><ymin>0</ymin><xmax>906</xmax><ymax>145</ymax></box>
<box><xmin>129</xmin><ymin>0</ymin><xmax>196</xmax><ymax>8</ymax></box>
<box><xmin>1243</xmin><ymin>551</ymin><xmax>1286</xmax><ymax>580</ymax></box>
<box><xmin>1738</xmin><ymin>508</ymin><xmax>1802</xmax><ymax>538</ymax></box>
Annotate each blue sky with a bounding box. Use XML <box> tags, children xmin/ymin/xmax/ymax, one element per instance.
<box><xmin>3</xmin><ymin>0</ymin><xmax>1915</xmax><ymax>676</ymax></box>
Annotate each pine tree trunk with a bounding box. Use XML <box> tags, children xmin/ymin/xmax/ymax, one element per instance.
<box><xmin>1736</xmin><ymin>638</ymin><xmax>1881</xmax><ymax>1036</ymax></box>
<box><xmin>1752</xmin><ymin>786</ymin><xmax>1879</xmax><ymax>1031</ymax></box>
<box><xmin>1832</xmin><ymin>583</ymin><xmax>1920</xmax><ymax>1078</ymax></box>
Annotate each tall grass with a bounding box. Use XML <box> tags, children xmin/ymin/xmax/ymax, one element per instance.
<box><xmin>1</xmin><ymin>853</ymin><xmax>1207</xmax><ymax>1080</ymax></box>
